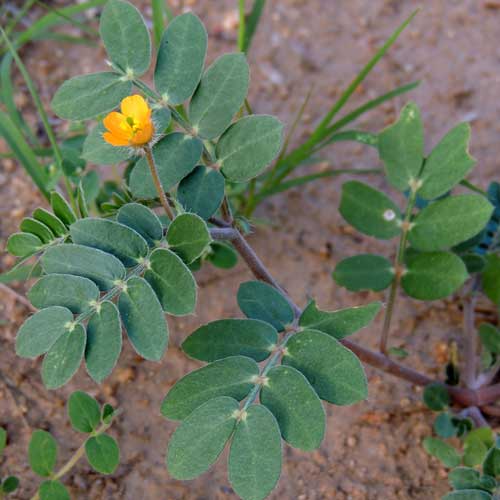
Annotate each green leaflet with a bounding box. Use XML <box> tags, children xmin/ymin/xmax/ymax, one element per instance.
<box><xmin>228</xmin><ymin>405</ymin><xmax>282</xmax><ymax>500</ymax></box>
<box><xmin>207</xmin><ymin>242</ymin><xmax>238</xmax><ymax>269</ymax></box>
<box><xmin>423</xmin><ymin>383</ymin><xmax>450</xmax><ymax>411</ymax></box>
<box><xmin>482</xmin><ymin>254</ymin><xmax>500</xmax><ymax>306</ymax></box>
<box><xmin>2</xmin><ymin>476</ymin><xmax>19</xmax><ymax>494</ymax></box>
<box><xmin>161</xmin><ymin>356</ymin><xmax>259</xmax><ymax>420</ymax></box>
<box><xmin>6</xmin><ymin>232</ymin><xmax>43</xmax><ymax>257</ymax></box>
<box><xmin>189</xmin><ymin>53</ymin><xmax>250</xmax><ymax>139</ymax></box>
<box><xmin>51</xmin><ymin>72</ymin><xmax>132</xmax><ymax>121</ymax></box>
<box><xmin>333</xmin><ymin>254</ymin><xmax>395</xmax><ymax>292</ymax></box>
<box><xmin>299</xmin><ymin>300</ymin><xmax>381</xmax><ymax>340</ymax></box>
<box><xmin>154</xmin><ymin>13</ymin><xmax>207</xmax><ymax>105</ymax></box>
<box><xmin>29</xmin><ymin>430</ymin><xmax>57</xmax><ymax>477</ymax></box>
<box><xmin>129</xmin><ymin>133</ymin><xmax>202</xmax><ymax>198</ymax></box>
<box><xmin>166</xmin><ymin>213</ymin><xmax>212</xmax><ymax>264</ymax></box>
<box><xmin>442</xmin><ymin>491</ymin><xmax>492</xmax><ymax>500</ymax></box>
<box><xmin>401</xmin><ymin>251</ymin><xmax>468</xmax><ymax>300</ymax></box>
<box><xmin>339</xmin><ymin>181</ymin><xmax>402</xmax><ymax>240</ymax></box>
<box><xmin>217</xmin><ymin>115</ymin><xmax>284</xmax><ymax>182</ymax></box>
<box><xmin>33</xmin><ymin>208</ymin><xmax>67</xmax><ymax>237</ymax></box>
<box><xmin>41</xmin><ymin>325</ymin><xmax>86</xmax><ymax>390</ymax></box>
<box><xmin>483</xmin><ymin>447</ymin><xmax>500</xmax><ymax>477</ymax></box>
<box><xmin>378</xmin><ymin>102</ymin><xmax>424</xmax><ymax>191</ymax></box>
<box><xmin>16</xmin><ymin>306</ymin><xmax>74</xmax><ymax>358</ymax></box>
<box><xmin>42</xmin><ymin>244</ymin><xmax>126</xmax><ymax>291</ymax></box>
<box><xmin>68</xmin><ymin>391</ymin><xmax>101</xmax><ymax>433</ymax></box>
<box><xmin>479</xmin><ymin>323</ymin><xmax>500</xmax><ymax>354</ymax></box>
<box><xmin>177</xmin><ymin>166</ymin><xmax>225</xmax><ymax>220</ymax></box>
<box><xmin>237</xmin><ymin>280</ymin><xmax>294</xmax><ymax>331</ymax></box>
<box><xmin>448</xmin><ymin>467</ymin><xmax>483</xmax><ymax>491</ymax></box>
<box><xmin>419</xmin><ymin>123</ymin><xmax>475</xmax><ymax>200</ymax></box>
<box><xmin>39</xmin><ymin>481</ymin><xmax>70</xmax><ymax>500</ymax></box>
<box><xmin>99</xmin><ymin>0</ymin><xmax>151</xmax><ymax>76</ymax></box>
<box><xmin>423</xmin><ymin>437</ymin><xmax>460</xmax><ymax>468</ymax></box>
<box><xmin>182</xmin><ymin>319</ymin><xmax>278</xmax><ymax>362</ymax></box>
<box><xmin>408</xmin><ymin>195</ymin><xmax>493</xmax><ymax>251</ymax></box>
<box><xmin>118</xmin><ymin>276</ymin><xmax>168</xmax><ymax>361</ymax></box>
<box><xmin>260</xmin><ymin>365</ymin><xmax>325</xmax><ymax>451</ymax></box>
<box><xmin>50</xmin><ymin>192</ymin><xmax>77</xmax><ymax>226</ymax></box>
<box><xmin>116</xmin><ymin>203</ymin><xmax>164</xmax><ymax>246</ymax></box>
<box><xmin>82</xmin><ymin>123</ymin><xmax>132</xmax><ymax>165</ymax></box>
<box><xmin>85</xmin><ymin>434</ymin><xmax>120</xmax><ymax>474</ymax></box>
<box><xmin>166</xmin><ymin>396</ymin><xmax>239</xmax><ymax>480</ymax></box>
<box><xmin>28</xmin><ymin>274</ymin><xmax>100</xmax><ymax>313</ymax></box>
<box><xmin>85</xmin><ymin>301</ymin><xmax>122</xmax><ymax>383</ymax></box>
<box><xmin>20</xmin><ymin>217</ymin><xmax>54</xmax><ymax>243</ymax></box>
<box><xmin>0</xmin><ymin>428</ymin><xmax>6</xmax><ymax>455</ymax></box>
<box><xmin>283</xmin><ymin>330</ymin><xmax>368</xmax><ymax>405</ymax></box>
<box><xmin>144</xmin><ymin>248</ymin><xmax>197</xmax><ymax>316</ymax></box>
<box><xmin>70</xmin><ymin>218</ymin><xmax>149</xmax><ymax>266</ymax></box>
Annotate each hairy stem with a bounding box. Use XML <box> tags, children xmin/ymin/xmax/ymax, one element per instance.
<box><xmin>379</xmin><ymin>187</ymin><xmax>418</xmax><ymax>353</ymax></box>
<box><xmin>143</xmin><ymin>145</ymin><xmax>174</xmax><ymax>220</ymax></box>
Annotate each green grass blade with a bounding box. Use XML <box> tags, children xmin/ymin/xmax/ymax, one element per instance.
<box><xmin>0</xmin><ymin>109</ymin><xmax>50</xmax><ymax>199</ymax></box>
<box><xmin>4</xmin><ymin>0</ymin><xmax>36</xmax><ymax>37</ymax></box>
<box><xmin>0</xmin><ymin>27</ymin><xmax>77</xmax><ymax>210</ymax></box>
<box><xmin>152</xmin><ymin>0</ymin><xmax>167</xmax><ymax>47</ymax></box>
<box><xmin>312</xmin><ymin>130</ymin><xmax>379</xmax><ymax>153</ymax></box>
<box><xmin>238</xmin><ymin>0</ymin><xmax>246</xmax><ymax>52</ymax></box>
<box><xmin>243</xmin><ymin>0</ymin><xmax>266</xmax><ymax>53</ymax></box>
<box><xmin>312</xmin><ymin>9</ymin><xmax>418</xmax><ymax>136</ymax></box>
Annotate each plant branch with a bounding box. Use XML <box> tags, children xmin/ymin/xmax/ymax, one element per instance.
<box><xmin>212</xmin><ymin>226</ymin><xmax>500</xmax><ymax>408</ymax></box>
<box><xmin>379</xmin><ymin>186</ymin><xmax>418</xmax><ymax>353</ymax></box>
<box><xmin>143</xmin><ymin>145</ymin><xmax>174</xmax><ymax>220</ymax></box>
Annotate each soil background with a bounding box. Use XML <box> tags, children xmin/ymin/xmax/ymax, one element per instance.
<box><xmin>1</xmin><ymin>0</ymin><xmax>500</xmax><ymax>498</ymax></box>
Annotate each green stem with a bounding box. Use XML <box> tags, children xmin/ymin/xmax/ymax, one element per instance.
<box><xmin>237</xmin><ymin>0</ymin><xmax>246</xmax><ymax>52</ymax></box>
<box><xmin>379</xmin><ymin>186</ymin><xmax>418</xmax><ymax>353</ymax></box>
<box><xmin>144</xmin><ymin>145</ymin><xmax>175</xmax><ymax>220</ymax></box>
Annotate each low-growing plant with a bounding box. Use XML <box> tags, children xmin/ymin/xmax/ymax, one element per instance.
<box><xmin>2</xmin><ymin>1</ymin><xmax>500</xmax><ymax>499</ymax></box>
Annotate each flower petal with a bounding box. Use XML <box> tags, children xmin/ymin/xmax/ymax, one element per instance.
<box><xmin>131</xmin><ymin>121</ymin><xmax>154</xmax><ymax>146</ymax></box>
<box><xmin>121</xmin><ymin>95</ymin><xmax>150</xmax><ymax>123</ymax></box>
<box><xmin>103</xmin><ymin>132</ymin><xmax>130</xmax><ymax>147</ymax></box>
<box><xmin>103</xmin><ymin>112</ymin><xmax>126</xmax><ymax>133</ymax></box>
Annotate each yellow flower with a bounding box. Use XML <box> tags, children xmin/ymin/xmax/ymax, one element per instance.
<box><xmin>103</xmin><ymin>95</ymin><xmax>154</xmax><ymax>147</ymax></box>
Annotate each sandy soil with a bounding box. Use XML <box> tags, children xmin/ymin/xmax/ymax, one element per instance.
<box><xmin>2</xmin><ymin>0</ymin><xmax>500</xmax><ymax>498</ymax></box>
